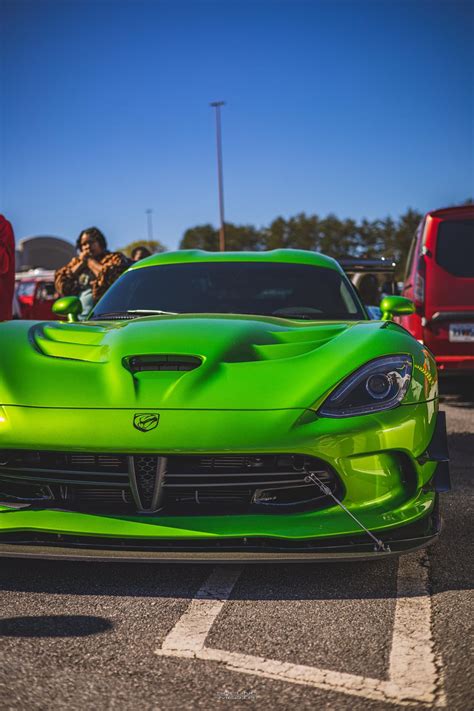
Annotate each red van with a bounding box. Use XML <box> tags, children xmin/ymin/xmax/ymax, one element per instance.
<box><xmin>400</xmin><ymin>205</ymin><xmax>474</xmax><ymax>375</ymax></box>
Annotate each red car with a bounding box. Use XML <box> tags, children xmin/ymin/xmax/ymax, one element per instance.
<box><xmin>15</xmin><ymin>270</ymin><xmax>58</xmax><ymax>320</ymax></box>
<box><xmin>400</xmin><ymin>205</ymin><xmax>474</xmax><ymax>375</ymax></box>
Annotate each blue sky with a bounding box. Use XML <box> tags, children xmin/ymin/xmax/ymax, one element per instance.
<box><xmin>1</xmin><ymin>0</ymin><xmax>472</xmax><ymax>251</ymax></box>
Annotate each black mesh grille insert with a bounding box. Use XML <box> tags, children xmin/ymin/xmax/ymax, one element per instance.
<box><xmin>134</xmin><ymin>456</ymin><xmax>158</xmax><ymax>509</ymax></box>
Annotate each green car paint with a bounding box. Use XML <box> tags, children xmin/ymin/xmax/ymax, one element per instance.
<box><xmin>380</xmin><ymin>295</ymin><xmax>416</xmax><ymax>321</ymax></box>
<box><xmin>0</xmin><ymin>250</ymin><xmax>443</xmax><ymax>560</ymax></box>
<box><xmin>129</xmin><ymin>247</ymin><xmax>343</xmax><ymax>270</ymax></box>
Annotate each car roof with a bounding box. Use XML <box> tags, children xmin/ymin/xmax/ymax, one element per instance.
<box><xmin>129</xmin><ymin>248</ymin><xmax>343</xmax><ymax>273</ymax></box>
<box><xmin>427</xmin><ymin>204</ymin><xmax>474</xmax><ymax>219</ymax></box>
<box><xmin>339</xmin><ymin>257</ymin><xmax>396</xmax><ymax>274</ymax></box>
<box><xmin>15</xmin><ymin>269</ymin><xmax>55</xmax><ymax>281</ymax></box>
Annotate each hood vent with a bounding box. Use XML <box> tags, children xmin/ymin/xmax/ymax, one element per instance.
<box><xmin>125</xmin><ymin>355</ymin><xmax>202</xmax><ymax>373</ymax></box>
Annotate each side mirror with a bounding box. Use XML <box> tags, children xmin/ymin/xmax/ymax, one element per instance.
<box><xmin>380</xmin><ymin>295</ymin><xmax>415</xmax><ymax>321</ymax></box>
<box><xmin>52</xmin><ymin>296</ymin><xmax>83</xmax><ymax>322</ymax></box>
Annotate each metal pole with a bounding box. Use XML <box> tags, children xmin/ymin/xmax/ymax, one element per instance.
<box><xmin>210</xmin><ymin>101</ymin><xmax>226</xmax><ymax>251</ymax></box>
<box><xmin>146</xmin><ymin>209</ymin><xmax>153</xmax><ymax>241</ymax></box>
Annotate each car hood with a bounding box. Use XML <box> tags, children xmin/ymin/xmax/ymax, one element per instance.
<box><xmin>0</xmin><ymin>314</ymin><xmax>419</xmax><ymax>409</ymax></box>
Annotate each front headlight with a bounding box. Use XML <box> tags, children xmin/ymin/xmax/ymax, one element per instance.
<box><xmin>319</xmin><ymin>355</ymin><xmax>412</xmax><ymax>417</ymax></box>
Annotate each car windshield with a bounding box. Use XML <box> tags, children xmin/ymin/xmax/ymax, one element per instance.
<box><xmin>91</xmin><ymin>262</ymin><xmax>365</xmax><ymax>320</ymax></box>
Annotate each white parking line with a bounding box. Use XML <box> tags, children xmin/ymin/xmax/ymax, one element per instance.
<box><xmin>389</xmin><ymin>554</ymin><xmax>445</xmax><ymax>705</ymax></box>
<box><xmin>155</xmin><ymin>552</ymin><xmax>445</xmax><ymax>707</ymax></box>
<box><xmin>161</xmin><ymin>566</ymin><xmax>242</xmax><ymax>657</ymax></box>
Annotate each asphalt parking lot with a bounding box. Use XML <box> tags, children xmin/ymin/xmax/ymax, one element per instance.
<box><xmin>0</xmin><ymin>381</ymin><xmax>472</xmax><ymax>711</ymax></box>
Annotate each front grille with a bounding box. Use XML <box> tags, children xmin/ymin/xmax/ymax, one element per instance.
<box><xmin>162</xmin><ymin>455</ymin><xmax>339</xmax><ymax>511</ymax></box>
<box><xmin>0</xmin><ymin>451</ymin><xmax>131</xmax><ymax>512</ymax></box>
<box><xmin>0</xmin><ymin>451</ymin><xmax>128</xmax><ymax>483</ymax></box>
<box><xmin>0</xmin><ymin>451</ymin><xmax>341</xmax><ymax>515</ymax></box>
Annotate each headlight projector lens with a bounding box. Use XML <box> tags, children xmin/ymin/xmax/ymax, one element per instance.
<box><xmin>319</xmin><ymin>355</ymin><xmax>412</xmax><ymax>417</ymax></box>
<box><xmin>366</xmin><ymin>373</ymin><xmax>392</xmax><ymax>399</ymax></box>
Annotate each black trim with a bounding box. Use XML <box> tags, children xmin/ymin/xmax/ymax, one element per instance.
<box><xmin>433</xmin><ymin>461</ymin><xmax>451</xmax><ymax>493</ymax></box>
<box><xmin>418</xmin><ymin>411</ymin><xmax>451</xmax><ymax>492</ymax></box>
<box><xmin>339</xmin><ymin>258</ymin><xmax>396</xmax><ymax>273</ymax></box>
<box><xmin>431</xmin><ymin>311</ymin><xmax>474</xmax><ymax>322</ymax></box>
<box><xmin>426</xmin><ymin>411</ymin><xmax>450</xmax><ymax>462</ymax></box>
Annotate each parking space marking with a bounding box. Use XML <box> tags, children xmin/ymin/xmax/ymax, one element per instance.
<box><xmin>389</xmin><ymin>554</ymin><xmax>445</xmax><ymax>705</ymax></box>
<box><xmin>161</xmin><ymin>566</ymin><xmax>242</xmax><ymax>657</ymax></box>
<box><xmin>155</xmin><ymin>552</ymin><xmax>445</xmax><ymax>707</ymax></box>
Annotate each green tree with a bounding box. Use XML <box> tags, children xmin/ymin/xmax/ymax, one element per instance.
<box><xmin>317</xmin><ymin>215</ymin><xmax>359</xmax><ymax>258</ymax></box>
<box><xmin>391</xmin><ymin>208</ymin><xmax>422</xmax><ymax>277</ymax></box>
<box><xmin>353</xmin><ymin>218</ymin><xmax>386</xmax><ymax>258</ymax></box>
<box><xmin>120</xmin><ymin>239</ymin><xmax>166</xmax><ymax>257</ymax></box>
<box><xmin>261</xmin><ymin>213</ymin><xmax>320</xmax><ymax>251</ymax></box>
<box><xmin>223</xmin><ymin>223</ymin><xmax>262</xmax><ymax>250</ymax></box>
<box><xmin>260</xmin><ymin>217</ymin><xmax>288</xmax><ymax>250</ymax></box>
<box><xmin>179</xmin><ymin>223</ymin><xmax>261</xmax><ymax>251</ymax></box>
<box><xmin>180</xmin><ymin>224</ymin><xmax>217</xmax><ymax>250</ymax></box>
<box><xmin>178</xmin><ymin>206</ymin><xmax>428</xmax><ymax>279</ymax></box>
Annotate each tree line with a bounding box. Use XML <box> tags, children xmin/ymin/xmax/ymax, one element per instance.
<box><xmin>121</xmin><ymin>200</ymin><xmax>471</xmax><ymax>280</ymax></box>
<box><xmin>179</xmin><ymin>209</ymin><xmax>422</xmax><ymax>278</ymax></box>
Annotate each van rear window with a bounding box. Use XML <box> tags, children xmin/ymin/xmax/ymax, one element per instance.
<box><xmin>436</xmin><ymin>219</ymin><xmax>474</xmax><ymax>277</ymax></box>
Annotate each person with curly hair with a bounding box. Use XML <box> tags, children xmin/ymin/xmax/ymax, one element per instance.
<box><xmin>55</xmin><ymin>227</ymin><xmax>130</xmax><ymax>315</ymax></box>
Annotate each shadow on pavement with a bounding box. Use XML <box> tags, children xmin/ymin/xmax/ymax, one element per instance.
<box><xmin>448</xmin><ymin>431</ymin><xmax>474</xmax><ymax>456</ymax></box>
<box><xmin>439</xmin><ymin>375</ymin><xmax>474</xmax><ymax>408</ymax></box>
<box><xmin>0</xmin><ymin>555</ymin><xmax>402</xmax><ymax>601</ymax></box>
<box><xmin>0</xmin><ymin>614</ymin><xmax>113</xmax><ymax>637</ymax></box>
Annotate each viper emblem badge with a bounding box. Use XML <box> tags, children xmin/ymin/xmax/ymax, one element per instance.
<box><xmin>133</xmin><ymin>413</ymin><xmax>160</xmax><ymax>432</ymax></box>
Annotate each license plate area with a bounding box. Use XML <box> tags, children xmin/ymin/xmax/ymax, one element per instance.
<box><xmin>449</xmin><ymin>323</ymin><xmax>474</xmax><ymax>342</ymax></box>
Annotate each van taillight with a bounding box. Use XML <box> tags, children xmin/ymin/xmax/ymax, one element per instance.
<box><xmin>413</xmin><ymin>255</ymin><xmax>426</xmax><ymax>311</ymax></box>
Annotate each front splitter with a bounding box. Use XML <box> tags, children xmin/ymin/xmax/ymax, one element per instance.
<box><xmin>0</xmin><ymin>510</ymin><xmax>440</xmax><ymax>563</ymax></box>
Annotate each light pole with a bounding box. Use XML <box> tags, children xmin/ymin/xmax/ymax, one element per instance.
<box><xmin>210</xmin><ymin>101</ymin><xmax>226</xmax><ymax>251</ymax></box>
<box><xmin>145</xmin><ymin>209</ymin><xmax>153</xmax><ymax>241</ymax></box>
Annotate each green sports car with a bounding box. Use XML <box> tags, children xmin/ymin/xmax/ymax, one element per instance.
<box><xmin>0</xmin><ymin>249</ymin><xmax>450</xmax><ymax>561</ymax></box>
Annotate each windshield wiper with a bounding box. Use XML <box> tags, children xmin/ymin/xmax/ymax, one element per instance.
<box><xmin>90</xmin><ymin>309</ymin><xmax>179</xmax><ymax>320</ymax></box>
<box><xmin>126</xmin><ymin>309</ymin><xmax>179</xmax><ymax>315</ymax></box>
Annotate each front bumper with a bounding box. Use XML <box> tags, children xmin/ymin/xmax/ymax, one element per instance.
<box><xmin>0</xmin><ymin>500</ymin><xmax>441</xmax><ymax>562</ymax></box>
<box><xmin>0</xmin><ymin>401</ymin><xmax>442</xmax><ymax>560</ymax></box>
<box><xmin>0</xmin><ymin>484</ymin><xmax>439</xmax><ymax>561</ymax></box>
<box><xmin>436</xmin><ymin>355</ymin><xmax>474</xmax><ymax>374</ymax></box>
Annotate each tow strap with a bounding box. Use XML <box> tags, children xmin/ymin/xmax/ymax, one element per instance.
<box><xmin>304</xmin><ymin>469</ymin><xmax>391</xmax><ymax>553</ymax></box>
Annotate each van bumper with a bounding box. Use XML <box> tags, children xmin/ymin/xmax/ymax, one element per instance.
<box><xmin>436</xmin><ymin>355</ymin><xmax>474</xmax><ymax>374</ymax></box>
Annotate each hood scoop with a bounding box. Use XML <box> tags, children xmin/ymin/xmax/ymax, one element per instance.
<box><xmin>31</xmin><ymin>322</ymin><xmax>110</xmax><ymax>363</ymax></box>
<box><xmin>125</xmin><ymin>355</ymin><xmax>202</xmax><ymax>373</ymax></box>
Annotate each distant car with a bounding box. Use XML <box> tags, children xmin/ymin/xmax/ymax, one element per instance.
<box><xmin>400</xmin><ymin>205</ymin><xmax>474</xmax><ymax>375</ymax></box>
<box><xmin>15</xmin><ymin>270</ymin><xmax>58</xmax><ymax>320</ymax></box>
<box><xmin>0</xmin><ymin>250</ymin><xmax>448</xmax><ymax>562</ymax></box>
